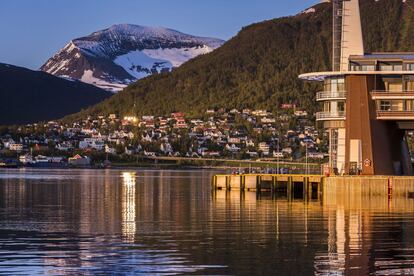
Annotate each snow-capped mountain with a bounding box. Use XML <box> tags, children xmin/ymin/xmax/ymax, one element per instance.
<box><xmin>41</xmin><ymin>24</ymin><xmax>225</xmax><ymax>92</ymax></box>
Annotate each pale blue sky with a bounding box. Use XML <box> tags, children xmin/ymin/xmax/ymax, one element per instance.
<box><xmin>0</xmin><ymin>0</ymin><xmax>319</xmax><ymax>69</ymax></box>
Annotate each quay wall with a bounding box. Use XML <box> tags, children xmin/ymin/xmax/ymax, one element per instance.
<box><xmin>324</xmin><ymin>176</ymin><xmax>414</xmax><ymax>197</ymax></box>
<box><xmin>213</xmin><ymin>174</ymin><xmax>414</xmax><ymax>198</ymax></box>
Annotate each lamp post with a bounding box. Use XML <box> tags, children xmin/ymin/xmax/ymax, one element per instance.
<box><xmin>305</xmin><ymin>143</ymin><xmax>309</xmax><ymax>175</ymax></box>
<box><xmin>277</xmin><ymin>137</ymin><xmax>280</xmax><ymax>174</ymax></box>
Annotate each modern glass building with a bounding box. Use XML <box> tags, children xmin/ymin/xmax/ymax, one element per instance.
<box><xmin>300</xmin><ymin>0</ymin><xmax>414</xmax><ymax>175</ymax></box>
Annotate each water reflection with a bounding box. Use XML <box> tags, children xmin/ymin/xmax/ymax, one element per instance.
<box><xmin>0</xmin><ymin>169</ymin><xmax>413</xmax><ymax>275</ymax></box>
<box><xmin>121</xmin><ymin>172</ymin><xmax>136</xmax><ymax>242</ymax></box>
<box><xmin>320</xmin><ymin>183</ymin><xmax>414</xmax><ymax>275</ymax></box>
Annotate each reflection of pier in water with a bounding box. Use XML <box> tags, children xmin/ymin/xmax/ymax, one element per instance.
<box><xmin>212</xmin><ymin>180</ymin><xmax>414</xmax><ymax>275</ymax></box>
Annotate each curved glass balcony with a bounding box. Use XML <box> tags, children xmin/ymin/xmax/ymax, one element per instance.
<box><xmin>316</xmin><ymin>111</ymin><xmax>346</xmax><ymax>121</ymax></box>
<box><xmin>316</xmin><ymin>91</ymin><xmax>347</xmax><ymax>101</ymax></box>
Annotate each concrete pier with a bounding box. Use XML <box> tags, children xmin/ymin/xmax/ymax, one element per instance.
<box><xmin>212</xmin><ymin>174</ymin><xmax>414</xmax><ymax>199</ymax></box>
<box><xmin>213</xmin><ymin>174</ymin><xmax>324</xmax><ymax>199</ymax></box>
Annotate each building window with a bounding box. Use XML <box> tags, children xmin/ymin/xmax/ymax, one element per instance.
<box><xmin>337</xmin><ymin>102</ymin><xmax>345</xmax><ymax>112</ymax></box>
<box><xmin>380</xmin><ymin>100</ymin><xmax>410</xmax><ymax>111</ymax></box>
<box><xmin>323</xmin><ymin>102</ymin><xmax>331</xmax><ymax>112</ymax></box>
<box><xmin>406</xmin><ymin>81</ymin><xmax>414</xmax><ymax>91</ymax></box>
<box><xmin>324</xmin><ymin>77</ymin><xmax>345</xmax><ymax>92</ymax></box>
<box><xmin>351</xmin><ymin>65</ymin><xmax>375</xmax><ymax>71</ymax></box>
<box><xmin>406</xmin><ymin>64</ymin><xmax>414</xmax><ymax>71</ymax></box>
<box><xmin>388</xmin><ymin>83</ymin><xmax>403</xmax><ymax>91</ymax></box>
<box><xmin>379</xmin><ymin>100</ymin><xmax>391</xmax><ymax>111</ymax></box>
<box><xmin>379</xmin><ymin>63</ymin><xmax>403</xmax><ymax>71</ymax></box>
<box><xmin>384</xmin><ymin>79</ymin><xmax>403</xmax><ymax>92</ymax></box>
<box><xmin>391</xmin><ymin>100</ymin><xmax>404</xmax><ymax>111</ymax></box>
<box><xmin>405</xmin><ymin>100</ymin><xmax>414</xmax><ymax>111</ymax></box>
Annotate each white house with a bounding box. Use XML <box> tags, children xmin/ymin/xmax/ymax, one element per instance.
<box><xmin>273</xmin><ymin>151</ymin><xmax>284</xmax><ymax>158</ymax></box>
<box><xmin>9</xmin><ymin>143</ymin><xmax>23</xmax><ymax>152</ymax></box>
<box><xmin>261</xmin><ymin>117</ymin><xmax>276</xmax><ymax>123</ymax></box>
<box><xmin>56</xmin><ymin>142</ymin><xmax>73</xmax><ymax>152</ymax></box>
<box><xmin>79</xmin><ymin>138</ymin><xmax>104</xmax><ymax>151</ymax></box>
<box><xmin>105</xmin><ymin>144</ymin><xmax>116</xmax><ymax>154</ymax></box>
<box><xmin>225</xmin><ymin>144</ymin><xmax>241</xmax><ymax>152</ymax></box>
<box><xmin>160</xmin><ymin>143</ymin><xmax>173</xmax><ymax>154</ymax></box>
<box><xmin>258</xmin><ymin>142</ymin><xmax>270</xmax><ymax>156</ymax></box>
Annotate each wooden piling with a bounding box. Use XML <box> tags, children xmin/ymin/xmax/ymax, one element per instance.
<box><xmin>226</xmin><ymin>176</ymin><xmax>230</xmax><ymax>191</ymax></box>
<box><xmin>303</xmin><ymin>177</ymin><xmax>309</xmax><ymax>200</ymax></box>
<box><xmin>287</xmin><ymin>176</ymin><xmax>293</xmax><ymax>201</ymax></box>
<box><xmin>272</xmin><ymin>176</ymin><xmax>277</xmax><ymax>194</ymax></box>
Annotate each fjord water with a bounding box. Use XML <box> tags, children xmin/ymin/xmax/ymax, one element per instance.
<box><xmin>0</xmin><ymin>169</ymin><xmax>413</xmax><ymax>275</ymax></box>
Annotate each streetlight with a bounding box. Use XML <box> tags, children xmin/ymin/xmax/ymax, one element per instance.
<box><xmin>276</xmin><ymin>136</ymin><xmax>280</xmax><ymax>174</ymax></box>
<box><xmin>305</xmin><ymin>143</ymin><xmax>309</xmax><ymax>175</ymax></box>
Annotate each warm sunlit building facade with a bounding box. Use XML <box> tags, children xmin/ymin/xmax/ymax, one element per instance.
<box><xmin>300</xmin><ymin>0</ymin><xmax>414</xmax><ymax>175</ymax></box>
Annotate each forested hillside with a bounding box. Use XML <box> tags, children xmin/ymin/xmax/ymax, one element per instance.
<box><xmin>66</xmin><ymin>0</ymin><xmax>414</xmax><ymax>120</ymax></box>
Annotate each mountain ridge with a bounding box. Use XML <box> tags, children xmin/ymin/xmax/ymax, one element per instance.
<box><xmin>0</xmin><ymin>63</ymin><xmax>112</xmax><ymax>125</ymax></box>
<box><xmin>41</xmin><ymin>24</ymin><xmax>225</xmax><ymax>91</ymax></box>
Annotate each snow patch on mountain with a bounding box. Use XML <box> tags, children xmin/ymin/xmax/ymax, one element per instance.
<box><xmin>142</xmin><ymin>45</ymin><xmax>213</xmax><ymax>67</ymax></box>
<box><xmin>81</xmin><ymin>70</ymin><xmax>127</xmax><ymax>91</ymax></box>
<box><xmin>41</xmin><ymin>24</ymin><xmax>225</xmax><ymax>92</ymax></box>
<box><xmin>114</xmin><ymin>50</ymin><xmax>172</xmax><ymax>79</ymax></box>
<box><xmin>113</xmin><ymin>45</ymin><xmax>214</xmax><ymax>80</ymax></box>
<box><xmin>300</xmin><ymin>7</ymin><xmax>316</xmax><ymax>14</ymax></box>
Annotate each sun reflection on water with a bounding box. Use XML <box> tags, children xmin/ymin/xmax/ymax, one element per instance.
<box><xmin>121</xmin><ymin>172</ymin><xmax>136</xmax><ymax>242</ymax></box>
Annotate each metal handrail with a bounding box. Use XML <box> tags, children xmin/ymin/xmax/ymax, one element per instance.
<box><xmin>316</xmin><ymin>91</ymin><xmax>347</xmax><ymax>101</ymax></box>
<box><xmin>350</xmin><ymin>66</ymin><xmax>414</xmax><ymax>72</ymax></box>
<box><xmin>379</xmin><ymin>65</ymin><xmax>404</xmax><ymax>71</ymax></box>
<box><xmin>371</xmin><ymin>90</ymin><xmax>414</xmax><ymax>93</ymax></box>
<box><xmin>377</xmin><ymin>110</ymin><xmax>414</xmax><ymax>114</ymax></box>
<box><xmin>316</xmin><ymin>111</ymin><xmax>346</xmax><ymax>120</ymax></box>
<box><xmin>376</xmin><ymin>110</ymin><xmax>414</xmax><ymax>120</ymax></box>
<box><xmin>371</xmin><ymin>90</ymin><xmax>414</xmax><ymax>100</ymax></box>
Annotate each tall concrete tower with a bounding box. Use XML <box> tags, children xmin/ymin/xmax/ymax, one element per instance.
<box><xmin>339</xmin><ymin>0</ymin><xmax>364</xmax><ymax>71</ymax></box>
<box><xmin>333</xmin><ymin>0</ymin><xmax>364</xmax><ymax>71</ymax></box>
<box><xmin>332</xmin><ymin>0</ymin><xmax>343</xmax><ymax>71</ymax></box>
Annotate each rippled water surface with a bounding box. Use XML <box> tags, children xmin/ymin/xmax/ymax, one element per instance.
<box><xmin>0</xmin><ymin>169</ymin><xmax>414</xmax><ymax>275</ymax></box>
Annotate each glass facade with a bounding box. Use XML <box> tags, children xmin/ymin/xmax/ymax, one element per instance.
<box><xmin>406</xmin><ymin>64</ymin><xmax>414</xmax><ymax>71</ymax></box>
<box><xmin>324</xmin><ymin>77</ymin><xmax>345</xmax><ymax>92</ymax></box>
<box><xmin>379</xmin><ymin>64</ymin><xmax>403</xmax><ymax>71</ymax></box>
<box><xmin>377</xmin><ymin>100</ymin><xmax>414</xmax><ymax>112</ymax></box>
<box><xmin>320</xmin><ymin>77</ymin><xmax>346</xmax><ymax>116</ymax></box>
<box><xmin>406</xmin><ymin>81</ymin><xmax>414</xmax><ymax>91</ymax></box>
<box><xmin>349</xmin><ymin>61</ymin><xmax>414</xmax><ymax>72</ymax></box>
<box><xmin>349</xmin><ymin>65</ymin><xmax>375</xmax><ymax>71</ymax></box>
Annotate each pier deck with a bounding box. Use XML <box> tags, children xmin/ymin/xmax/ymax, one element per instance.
<box><xmin>212</xmin><ymin>174</ymin><xmax>414</xmax><ymax>199</ymax></box>
<box><xmin>212</xmin><ymin>174</ymin><xmax>323</xmax><ymax>199</ymax></box>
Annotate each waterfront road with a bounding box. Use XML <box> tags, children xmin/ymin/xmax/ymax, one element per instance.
<box><xmin>144</xmin><ymin>156</ymin><xmax>321</xmax><ymax>167</ymax></box>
